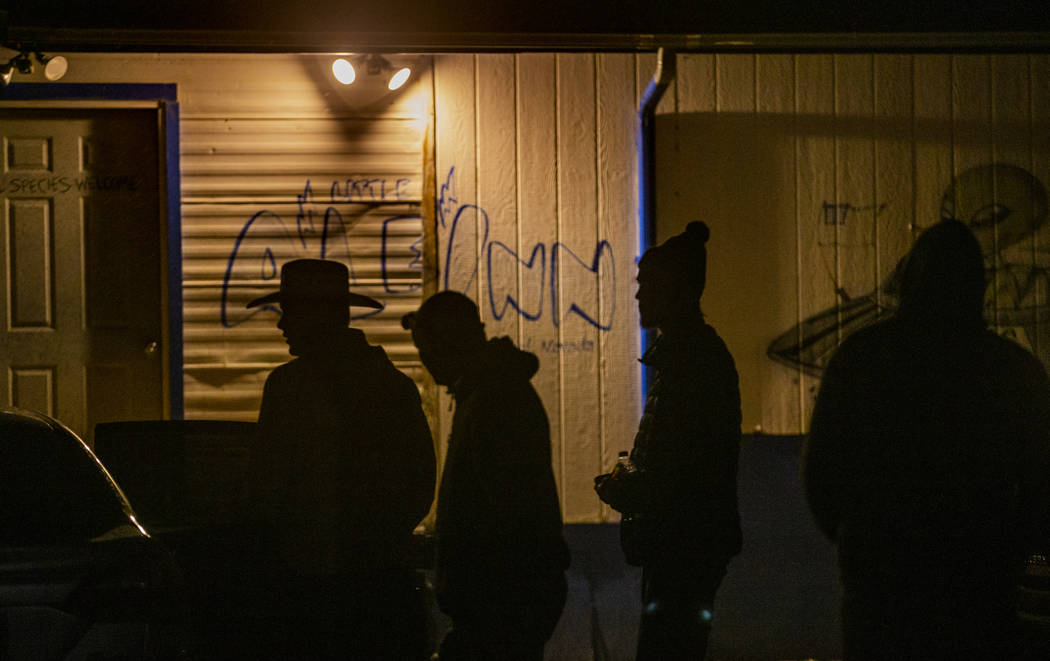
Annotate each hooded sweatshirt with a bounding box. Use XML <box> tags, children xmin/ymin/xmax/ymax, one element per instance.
<box><xmin>434</xmin><ymin>337</ymin><xmax>569</xmax><ymax>612</ymax></box>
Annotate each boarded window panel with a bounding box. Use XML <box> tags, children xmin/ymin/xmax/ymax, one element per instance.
<box><xmin>5</xmin><ymin>137</ymin><xmax>51</xmax><ymax>171</ymax></box>
<box><xmin>7</xmin><ymin>198</ymin><xmax>54</xmax><ymax>329</ymax></box>
<box><xmin>11</xmin><ymin>367</ymin><xmax>55</xmax><ymax>415</ymax></box>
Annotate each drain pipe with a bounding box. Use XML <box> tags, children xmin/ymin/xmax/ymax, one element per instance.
<box><xmin>637</xmin><ymin>47</ymin><xmax>676</xmax><ymax>394</ymax></box>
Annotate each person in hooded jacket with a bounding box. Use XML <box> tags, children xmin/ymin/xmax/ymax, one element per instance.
<box><xmin>243</xmin><ymin>259</ymin><xmax>436</xmax><ymax>660</ymax></box>
<box><xmin>402</xmin><ymin>291</ymin><xmax>570</xmax><ymax>661</ymax></box>
<box><xmin>595</xmin><ymin>220</ymin><xmax>743</xmax><ymax>660</ymax></box>
<box><xmin>804</xmin><ymin>219</ymin><xmax>1050</xmax><ymax>660</ymax></box>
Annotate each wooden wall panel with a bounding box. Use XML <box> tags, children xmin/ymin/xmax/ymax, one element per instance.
<box><xmin>555</xmin><ymin>53</ymin><xmax>604</xmax><ymax>522</ymax></box>
<box><xmin>716</xmin><ymin>54</ymin><xmax>756</xmax><ymax>113</ymax></box>
<box><xmin>794</xmin><ymin>54</ymin><xmax>837</xmax><ymax>429</ymax></box>
<box><xmin>476</xmin><ymin>55</ymin><xmax>519</xmax><ymax>340</ymax></box>
<box><xmin>597</xmin><ymin>53</ymin><xmax>641</xmax><ymax>521</ymax></box>
<box><xmin>516</xmin><ymin>53</ymin><xmax>562</xmax><ymax>497</ymax></box>
<box><xmin>755</xmin><ymin>54</ymin><xmax>802</xmax><ymax>432</ymax></box>
<box><xmin>677</xmin><ymin>54</ymin><xmax>717</xmax><ymax>114</ymax></box>
<box><xmin>834</xmin><ymin>55</ymin><xmax>877</xmax><ymax>303</ymax></box>
<box><xmin>873</xmin><ymin>54</ymin><xmax>915</xmax><ymax>300</ymax></box>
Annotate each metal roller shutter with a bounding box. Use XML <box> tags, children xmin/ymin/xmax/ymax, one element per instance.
<box><xmin>179</xmin><ymin>55</ymin><xmax>426</xmax><ymax>420</ymax></box>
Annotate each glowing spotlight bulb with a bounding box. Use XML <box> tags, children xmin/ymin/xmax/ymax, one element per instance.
<box><xmin>43</xmin><ymin>56</ymin><xmax>68</xmax><ymax>81</ymax></box>
<box><xmin>388</xmin><ymin>67</ymin><xmax>411</xmax><ymax>91</ymax></box>
<box><xmin>332</xmin><ymin>58</ymin><xmax>356</xmax><ymax>85</ymax></box>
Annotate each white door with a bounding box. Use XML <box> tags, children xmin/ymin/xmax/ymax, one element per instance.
<box><xmin>0</xmin><ymin>107</ymin><xmax>165</xmax><ymax>442</ymax></box>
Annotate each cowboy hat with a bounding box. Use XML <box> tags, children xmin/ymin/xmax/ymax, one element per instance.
<box><xmin>245</xmin><ymin>259</ymin><xmax>383</xmax><ymax>309</ymax></box>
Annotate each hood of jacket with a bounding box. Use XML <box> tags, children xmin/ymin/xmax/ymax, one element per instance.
<box><xmin>452</xmin><ymin>336</ymin><xmax>539</xmax><ymax>399</ymax></box>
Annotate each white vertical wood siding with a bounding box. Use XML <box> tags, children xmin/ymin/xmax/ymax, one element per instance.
<box><xmin>432</xmin><ymin>53</ymin><xmax>644</xmax><ymax>523</ymax></box>
<box><xmin>658</xmin><ymin>53</ymin><xmax>1050</xmax><ymax>435</ymax></box>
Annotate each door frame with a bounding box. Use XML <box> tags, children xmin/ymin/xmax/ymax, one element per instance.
<box><xmin>0</xmin><ymin>83</ymin><xmax>184</xmax><ymax>418</ymax></box>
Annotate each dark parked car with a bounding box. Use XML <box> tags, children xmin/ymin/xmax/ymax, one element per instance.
<box><xmin>0</xmin><ymin>407</ymin><xmax>188</xmax><ymax>660</ymax></box>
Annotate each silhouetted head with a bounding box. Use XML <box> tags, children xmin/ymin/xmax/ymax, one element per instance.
<box><xmin>898</xmin><ymin>219</ymin><xmax>986</xmax><ymax>328</ymax></box>
<box><xmin>246</xmin><ymin>259</ymin><xmax>382</xmax><ymax>356</ymax></box>
<box><xmin>402</xmin><ymin>291</ymin><xmax>487</xmax><ymax>386</ymax></box>
<box><xmin>636</xmin><ymin>220</ymin><xmax>710</xmax><ymax>331</ymax></box>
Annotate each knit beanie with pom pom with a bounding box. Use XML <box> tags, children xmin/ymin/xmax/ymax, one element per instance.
<box><xmin>639</xmin><ymin>220</ymin><xmax>711</xmax><ymax>297</ymax></box>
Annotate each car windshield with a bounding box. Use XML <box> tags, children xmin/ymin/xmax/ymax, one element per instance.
<box><xmin>1</xmin><ymin>422</ymin><xmax>130</xmax><ymax>544</ymax></box>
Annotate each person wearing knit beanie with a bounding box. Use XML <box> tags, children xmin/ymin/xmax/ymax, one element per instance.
<box><xmin>596</xmin><ymin>220</ymin><xmax>743</xmax><ymax>660</ymax></box>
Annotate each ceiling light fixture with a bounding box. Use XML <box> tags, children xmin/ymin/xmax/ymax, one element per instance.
<box><xmin>0</xmin><ymin>50</ymin><xmax>68</xmax><ymax>86</ymax></box>
<box><xmin>11</xmin><ymin>52</ymin><xmax>33</xmax><ymax>75</ymax></box>
<box><xmin>36</xmin><ymin>53</ymin><xmax>68</xmax><ymax>81</ymax></box>
<box><xmin>387</xmin><ymin>66</ymin><xmax>411</xmax><ymax>91</ymax></box>
<box><xmin>330</xmin><ymin>54</ymin><xmax>412</xmax><ymax>91</ymax></box>
<box><xmin>331</xmin><ymin>57</ymin><xmax>356</xmax><ymax>85</ymax></box>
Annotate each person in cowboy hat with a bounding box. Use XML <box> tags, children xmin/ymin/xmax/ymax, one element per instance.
<box><xmin>242</xmin><ymin>259</ymin><xmax>436</xmax><ymax>660</ymax></box>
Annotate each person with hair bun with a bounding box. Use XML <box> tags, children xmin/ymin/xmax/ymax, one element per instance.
<box><xmin>596</xmin><ymin>221</ymin><xmax>743</xmax><ymax>660</ymax></box>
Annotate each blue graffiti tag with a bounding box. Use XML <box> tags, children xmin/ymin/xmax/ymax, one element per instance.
<box><xmin>551</xmin><ymin>241</ymin><xmax>615</xmax><ymax>330</ymax></box>
<box><xmin>382</xmin><ymin>215</ymin><xmax>425</xmax><ymax>294</ymax></box>
<box><xmin>221</xmin><ymin>178</ymin><xmax>420</xmax><ymax>328</ymax></box>
<box><xmin>488</xmin><ymin>242</ymin><xmax>546</xmax><ymax>321</ymax></box>
<box><xmin>439</xmin><ymin>167</ymin><xmax>616</xmax><ymax>330</ymax></box>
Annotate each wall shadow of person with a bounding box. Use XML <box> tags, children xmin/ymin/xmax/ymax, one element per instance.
<box><xmin>803</xmin><ymin>219</ymin><xmax>1050</xmax><ymax>659</ymax></box>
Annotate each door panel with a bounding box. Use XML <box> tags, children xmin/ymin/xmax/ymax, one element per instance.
<box><xmin>0</xmin><ymin>108</ymin><xmax>164</xmax><ymax>441</ymax></box>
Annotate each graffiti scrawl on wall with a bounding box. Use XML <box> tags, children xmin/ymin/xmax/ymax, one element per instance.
<box><xmin>220</xmin><ymin>178</ymin><xmax>422</xmax><ymax>327</ymax></box>
<box><xmin>439</xmin><ymin>167</ymin><xmax>617</xmax><ymax>331</ymax></box>
<box><xmin>768</xmin><ymin>163</ymin><xmax>1050</xmax><ymax>375</ymax></box>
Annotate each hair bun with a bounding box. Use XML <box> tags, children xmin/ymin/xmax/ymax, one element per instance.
<box><xmin>686</xmin><ymin>221</ymin><xmax>710</xmax><ymax>244</ymax></box>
